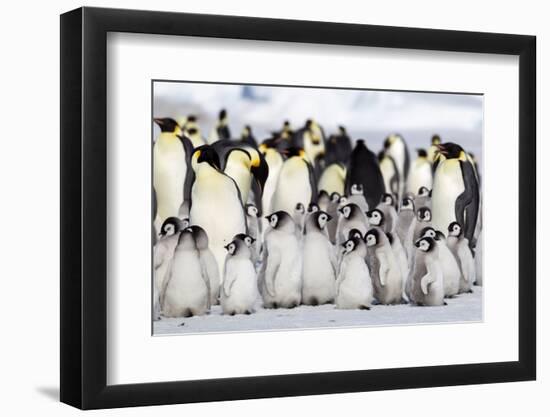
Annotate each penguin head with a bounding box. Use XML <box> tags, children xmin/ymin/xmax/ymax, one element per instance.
<box><xmin>382</xmin><ymin>193</ymin><xmax>395</xmax><ymax>206</ymax></box>
<box><xmin>436</xmin><ymin>142</ymin><xmax>465</xmax><ymax>159</ymax></box>
<box><xmin>154</xmin><ymin>117</ymin><xmax>181</xmax><ymax>135</ymax></box>
<box><xmin>383</xmin><ymin>134</ymin><xmax>402</xmax><ymax>149</ymax></box>
<box><xmin>314</xmin><ymin>211</ymin><xmax>332</xmax><ymax>230</ymax></box>
<box><xmin>347</xmin><ymin>228</ymin><xmax>364</xmax><ymax>241</ymax></box>
<box><xmin>218</xmin><ymin>109</ymin><xmax>228</xmax><ymax>124</ymax></box>
<box><xmin>318</xmin><ymin>190</ymin><xmax>329</xmax><ymax>202</ymax></box>
<box><xmin>417</xmin><ymin>206</ymin><xmax>432</xmax><ymax>222</ymax></box>
<box><xmin>431</xmin><ymin>134</ymin><xmax>442</xmax><ymax>145</ymax></box>
<box><xmin>246</xmin><ymin>203</ymin><xmax>259</xmax><ymax>218</ymax></box>
<box><xmin>419</xmin><ymin>226</ymin><xmax>437</xmax><ymax>240</ymax></box>
<box><xmin>415</xmin><ymin>236</ymin><xmax>436</xmax><ymax>252</ymax></box>
<box><xmin>448</xmin><ymin>221</ymin><xmax>463</xmax><ymax>237</ymax></box>
<box><xmin>249</xmin><ymin>148</ymin><xmax>269</xmax><ymax>192</ymax></box>
<box><xmin>330</xmin><ymin>192</ymin><xmax>341</xmax><ymax>203</ymax></box>
<box><xmin>177</xmin><ymin>227</ymin><xmax>196</xmax><ymax>249</ymax></box>
<box><xmin>225</xmin><ymin>147</ymin><xmax>253</xmax><ymax>169</ymax></box>
<box><xmin>339</xmin><ymin>203</ymin><xmax>359</xmax><ymax>219</ymax></box>
<box><xmin>338</xmin><ymin>125</ymin><xmax>347</xmax><ymax>136</ymax></box>
<box><xmin>351</xmin><ymin>183</ymin><xmax>363</xmax><ymax>195</ymax></box>
<box><xmin>342</xmin><ymin>236</ymin><xmax>362</xmax><ymax>255</ymax></box>
<box><xmin>241</xmin><ymin>125</ymin><xmax>252</xmax><ymax>138</ymax></box>
<box><xmin>159</xmin><ymin>216</ymin><xmax>184</xmax><ymax>237</ymax></box>
<box><xmin>186</xmin><ymin>225</ymin><xmax>209</xmax><ymax>250</ymax></box>
<box><xmin>193</xmin><ymin>145</ymin><xmax>221</xmax><ymax>170</ymax></box>
<box><xmin>224</xmin><ymin>238</ymin><xmax>249</xmax><ymax>258</ymax></box>
<box><xmin>265</xmin><ymin>211</ymin><xmax>294</xmax><ymax>232</ymax></box>
<box><xmin>181</xmin><ymin>218</ymin><xmax>190</xmax><ymax>229</ymax></box>
<box><xmin>283</xmin><ymin>147</ymin><xmax>308</xmax><ymax>161</ymax></box>
<box><xmin>307</xmin><ymin>202</ymin><xmax>320</xmax><ymax>214</ymax></box>
<box><xmin>417</xmin><ymin>186</ymin><xmax>430</xmax><ymax>197</ymax></box>
<box><xmin>401</xmin><ymin>197</ymin><xmax>414</xmax><ymax>211</ymax></box>
<box><xmin>233</xmin><ymin>233</ymin><xmax>256</xmax><ymax>248</ymax></box>
<box><xmin>366</xmin><ymin>208</ymin><xmax>384</xmax><ymax>227</ymax></box>
<box><xmin>338</xmin><ymin>196</ymin><xmax>348</xmax><ymax>206</ymax></box>
<box><xmin>295</xmin><ymin>202</ymin><xmax>305</xmax><ymax>215</ymax></box>
<box><xmin>416</xmin><ymin>148</ymin><xmax>428</xmax><ymax>158</ymax></box>
<box><xmin>365</xmin><ymin>228</ymin><xmax>382</xmax><ymax>247</ymax></box>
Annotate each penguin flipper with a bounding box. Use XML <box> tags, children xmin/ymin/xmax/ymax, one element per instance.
<box><xmin>178</xmin><ymin>134</ymin><xmax>195</xmax><ymax>204</ymax></box>
<box><xmin>420</xmin><ymin>273</ymin><xmax>434</xmax><ymax>295</ymax></box>
<box><xmin>264</xmin><ymin>249</ymin><xmax>281</xmax><ymax>297</ymax></box>
<box><xmin>456</xmin><ymin>161</ymin><xmax>480</xmax><ymax>247</ymax></box>
<box><xmin>306</xmin><ymin>160</ymin><xmax>318</xmax><ymax>204</ymax></box>
<box><xmin>199</xmin><ymin>255</ymin><xmax>212</xmax><ymax>309</ymax></box>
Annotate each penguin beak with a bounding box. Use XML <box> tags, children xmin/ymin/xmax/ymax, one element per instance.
<box><xmin>435</xmin><ymin>144</ymin><xmax>448</xmax><ymax>156</ymax></box>
<box><xmin>326</xmin><ymin>214</ymin><xmax>333</xmax><ymax>222</ymax></box>
<box><xmin>153</xmin><ymin>118</ymin><xmax>164</xmax><ymax>128</ymax></box>
<box><xmin>338</xmin><ymin>207</ymin><xmax>345</xmax><ymax>214</ymax></box>
<box><xmin>251</xmin><ymin>155</ymin><xmax>269</xmax><ymax>193</ymax></box>
<box><xmin>414</xmin><ymin>240</ymin><xmax>421</xmax><ymax>248</ymax></box>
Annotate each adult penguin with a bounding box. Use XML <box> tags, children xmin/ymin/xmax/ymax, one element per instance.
<box><xmin>317</xmin><ymin>162</ymin><xmax>346</xmax><ymax>196</ymax></box>
<box><xmin>181</xmin><ymin>115</ymin><xmax>205</xmax><ymax>148</ymax></box>
<box><xmin>345</xmin><ymin>139</ymin><xmax>385</xmax><ymax>209</ymax></box>
<box><xmin>292</xmin><ymin>119</ymin><xmax>326</xmax><ymax>170</ymax></box>
<box><xmin>407</xmin><ymin>149</ymin><xmax>433</xmax><ymax>194</ymax></box>
<box><xmin>153</xmin><ymin>117</ymin><xmax>194</xmax><ymax>231</ymax></box>
<box><xmin>188</xmin><ymin>145</ymin><xmax>247</xmax><ymax>277</ymax></box>
<box><xmin>431</xmin><ymin>142</ymin><xmax>480</xmax><ymax>249</ymax></box>
<box><xmin>427</xmin><ymin>134</ymin><xmax>442</xmax><ymax>164</ymax></box>
<box><xmin>258</xmin><ymin>142</ymin><xmax>284</xmax><ymax>220</ymax></box>
<box><xmin>271</xmin><ymin>147</ymin><xmax>317</xmax><ymax>224</ymax></box>
<box><xmin>378</xmin><ymin>151</ymin><xmax>399</xmax><ymax>198</ymax></box>
<box><xmin>324</xmin><ymin>126</ymin><xmax>352</xmax><ymax>165</ymax></box>
<box><xmin>240</xmin><ymin>125</ymin><xmax>257</xmax><ymax>148</ymax></box>
<box><xmin>383</xmin><ymin>133</ymin><xmax>410</xmax><ymax>199</ymax></box>
<box><xmin>207</xmin><ymin>109</ymin><xmax>231</xmax><ymax>144</ymax></box>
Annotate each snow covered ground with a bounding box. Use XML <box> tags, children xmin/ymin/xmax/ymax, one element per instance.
<box><xmin>154</xmin><ymin>286</ymin><xmax>482</xmax><ymax>336</ymax></box>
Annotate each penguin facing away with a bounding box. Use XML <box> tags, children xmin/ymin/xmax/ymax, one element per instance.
<box><xmin>365</xmin><ymin>228</ymin><xmax>403</xmax><ymax>305</ymax></box>
<box><xmin>208</xmin><ymin>109</ymin><xmax>231</xmax><ymax>143</ymax></box>
<box><xmin>446</xmin><ymin>221</ymin><xmax>476</xmax><ymax>294</ymax></box>
<box><xmin>302</xmin><ymin>211</ymin><xmax>337</xmax><ymax>306</ymax></box>
<box><xmin>220</xmin><ymin>237</ymin><xmax>260</xmax><ymax>315</ymax></box>
<box><xmin>187</xmin><ymin>225</ymin><xmax>221</xmax><ymax>306</ymax></box>
<box><xmin>161</xmin><ymin>228</ymin><xmax>210</xmax><ymax>318</ymax></box>
<box><xmin>335</xmin><ymin>236</ymin><xmax>373</xmax><ymax>310</ymax></box>
<box><xmin>324</xmin><ymin>126</ymin><xmax>352</xmax><ymax>166</ymax></box>
<box><xmin>383</xmin><ymin>134</ymin><xmax>410</xmax><ymax>199</ymax></box>
<box><xmin>378</xmin><ymin>151</ymin><xmax>400</xmax><ymax>199</ymax></box>
<box><xmin>258</xmin><ymin>143</ymin><xmax>284</xmax><ymax>234</ymax></box>
<box><xmin>259</xmin><ymin>211</ymin><xmax>303</xmax><ymax>308</ymax></box>
<box><xmin>410</xmin><ymin>237</ymin><xmax>445</xmax><ymax>306</ymax></box>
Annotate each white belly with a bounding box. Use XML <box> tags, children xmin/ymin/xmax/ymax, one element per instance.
<box><xmin>271</xmin><ymin>160</ymin><xmax>312</xmax><ymax>222</ymax></box>
<box><xmin>432</xmin><ymin>160</ymin><xmax>464</xmax><ymax>235</ymax></box>
<box><xmin>318</xmin><ymin>163</ymin><xmax>346</xmax><ymax>195</ymax></box>
<box><xmin>302</xmin><ymin>234</ymin><xmax>336</xmax><ymax>303</ymax></box>
<box><xmin>407</xmin><ymin>159</ymin><xmax>433</xmax><ymax>194</ymax></box>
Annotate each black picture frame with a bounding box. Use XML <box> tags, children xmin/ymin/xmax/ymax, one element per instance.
<box><xmin>60</xmin><ymin>6</ymin><xmax>536</xmax><ymax>410</ymax></box>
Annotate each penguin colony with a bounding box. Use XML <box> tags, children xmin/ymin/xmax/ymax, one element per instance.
<box><xmin>153</xmin><ymin>113</ymin><xmax>482</xmax><ymax>320</ymax></box>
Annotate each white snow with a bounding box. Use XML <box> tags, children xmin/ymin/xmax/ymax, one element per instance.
<box><xmin>154</xmin><ymin>286</ymin><xmax>482</xmax><ymax>336</ymax></box>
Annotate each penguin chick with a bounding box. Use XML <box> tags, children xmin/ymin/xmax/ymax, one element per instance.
<box><xmin>326</xmin><ymin>192</ymin><xmax>341</xmax><ymax>244</ymax></box>
<box><xmin>162</xmin><ymin>228</ymin><xmax>210</xmax><ymax>318</ymax></box>
<box><xmin>335</xmin><ymin>237</ymin><xmax>373</xmax><ymax>310</ymax></box>
<box><xmin>396</xmin><ymin>197</ymin><xmax>417</xmax><ymax>268</ymax></box>
<box><xmin>220</xmin><ymin>237</ymin><xmax>260</xmax><ymax>315</ymax></box>
<box><xmin>336</xmin><ymin>203</ymin><xmax>368</xmax><ymax>246</ymax></box>
<box><xmin>446</xmin><ymin>222</ymin><xmax>476</xmax><ymax>294</ymax></box>
<box><xmin>294</xmin><ymin>202</ymin><xmax>306</xmax><ymax>238</ymax></box>
<box><xmin>348</xmin><ymin>183</ymin><xmax>369</xmax><ymax>212</ymax></box>
<box><xmin>365</xmin><ymin>228</ymin><xmax>403</xmax><ymax>305</ymax></box>
<box><xmin>413</xmin><ymin>206</ymin><xmax>432</xmax><ymax>240</ymax></box>
<box><xmin>259</xmin><ymin>211</ymin><xmax>302</xmax><ymax>308</ymax></box>
<box><xmin>375</xmin><ymin>195</ymin><xmax>398</xmax><ymax>233</ymax></box>
<box><xmin>410</xmin><ymin>237</ymin><xmax>445</xmax><ymax>306</ymax></box>
<box><xmin>187</xmin><ymin>225</ymin><xmax>220</xmax><ymax>305</ymax></box>
<box><xmin>317</xmin><ymin>190</ymin><xmax>331</xmax><ymax>212</ymax></box>
<box><xmin>245</xmin><ymin>203</ymin><xmax>261</xmax><ymax>264</ymax></box>
<box><xmin>419</xmin><ymin>227</ymin><xmax>460</xmax><ymax>298</ymax></box>
<box><xmin>302</xmin><ymin>211</ymin><xmax>337</xmax><ymax>306</ymax></box>
<box><xmin>414</xmin><ymin>186</ymin><xmax>432</xmax><ymax>210</ymax></box>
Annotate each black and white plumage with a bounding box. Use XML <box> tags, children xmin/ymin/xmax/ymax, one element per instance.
<box><xmin>446</xmin><ymin>221</ymin><xmax>476</xmax><ymax>294</ymax></box>
<box><xmin>409</xmin><ymin>237</ymin><xmax>445</xmax><ymax>306</ymax></box>
<box><xmin>345</xmin><ymin>140</ymin><xmax>385</xmax><ymax>209</ymax></box>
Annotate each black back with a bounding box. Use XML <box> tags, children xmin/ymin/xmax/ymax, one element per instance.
<box><xmin>345</xmin><ymin>140</ymin><xmax>385</xmax><ymax>209</ymax></box>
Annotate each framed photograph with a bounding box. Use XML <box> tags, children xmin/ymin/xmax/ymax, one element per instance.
<box><xmin>60</xmin><ymin>6</ymin><xmax>536</xmax><ymax>410</ymax></box>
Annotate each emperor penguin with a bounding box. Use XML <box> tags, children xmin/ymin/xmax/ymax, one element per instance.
<box><xmin>407</xmin><ymin>149</ymin><xmax>433</xmax><ymax>194</ymax></box>
<box><xmin>414</xmin><ymin>186</ymin><xmax>431</xmax><ymax>210</ymax></box>
<box><xmin>245</xmin><ymin>203</ymin><xmax>261</xmax><ymax>264</ymax></box>
<box><xmin>259</xmin><ymin>211</ymin><xmax>302</xmax><ymax>308</ymax></box>
<box><xmin>383</xmin><ymin>134</ymin><xmax>410</xmax><ymax>199</ymax></box>
<box><xmin>365</xmin><ymin>228</ymin><xmax>403</xmax><ymax>305</ymax></box>
<box><xmin>294</xmin><ymin>202</ymin><xmax>306</xmax><ymax>238</ymax></box>
<box><xmin>413</xmin><ymin>206</ymin><xmax>433</xmax><ymax>240</ymax></box>
<box><xmin>431</xmin><ymin>142</ymin><xmax>480</xmax><ymax>249</ymax></box>
<box><xmin>318</xmin><ymin>162</ymin><xmax>346</xmax><ymax>196</ymax></box>
<box><xmin>240</xmin><ymin>125</ymin><xmax>257</xmax><ymax>148</ymax></box>
<box><xmin>335</xmin><ymin>236</ymin><xmax>373</xmax><ymax>310</ymax></box>
<box><xmin>427</xmin><ymin>134</ymin><xmax>442</xmax><ymax>163</ymax></box>
<box><xmin>396</xmin><ymin>197</ymin><xmax>417</xmax><ymax>266</ymax></box>
<box><xmin>410</xmin><ymin>237</ymin><xmax>445</xmax><ymax>306</ymax></box>
<box><xmin>475</xmin><ymin>231</ymin><xmax>483</xmax><ymax>286</ymax></box>
<box><xmin>325</xmin><ymin>126</ymin><xmax>352</xmax><ymax>166</ymax></box>
<box><xmin>375</xmin><ymin>194</ymin><xmax>399</xmax><ymax>233</ymax></box>
<box><xmin>153</xmin><ymin>117</ymin><xmax>194</xmax><ymax>230</ymax></box>
<box><xmin>161</xmin><ymin>228</ymin><xmax>210</xmax><ymax>318</ymax></box>
<box><xmin>348</xmin><ymin>183</ymin><xmax>369</xmax><ymax>212</ymax></box>
<box><xmin>336</xmin><ymin>203</ymin><xmax>368</xmax><ymax>246</ymax></box>
<box><xmin>220</xmin><ymin>236</ymin><xmax>260</xmax><ymax>315</ymax></box>
<box><xmin>187</xmin><ymin>225</ymin><xmax>221</xmax><ymax>305</ymax></box>
<box><xmin>378</xmin><ymin>151</ymin><xmax>400</xmax><ymax>199</ymax></box>
<box><xmin>181</xmin><ymin>115</ymin><xmax>206</xmax><ymax>148</ymax></box>
<box><xmin>326</xmin><ymin>192</ymin><xmax>341</xmax><ymax>244</ymax></box>
<box><xmin>418</xmin><ymin>227</ymin><xmax>460</xmax><ymax>298</ymax></box>
<box><xmin>446</xmin><ymin>221</ymin><xmax>476</xmax><ymax>294</ymax></box>
<box><xmin>189</xmin><ymin>145</ymin><xmax>247</xmax><ymax>277</ymax></box>
<box><xmin>270</xmin><ymin>148</ymin><xmax>317</xmax><ymax>224</ymax></box>
<box><xmin>292</xmin><ymin>119</ymin><xmax>326</xmax><ymax>169</ymax></box>
<box><xmin>317</xmin><ymin>190</ymin><xmax>331</xmax><ymax>212</ymax></box>
<box><xmin>302</xmin><ymin>211</ymin><xmax>337</xmax><ymax>306</ymax></box>
<box><xmin>222</xmin><ymin>147</ymin><xmax>268</xmax><ymax>205</ymax></box>
<box><xmin>207</xmin><ymin>109</ymin><xmax>231</xmax><ymax>144</ymax></box>
<box><xmin>258</xmin><ymin>143</ymin><xmax>284</xmax><ymax>232</ymax></box>
<box><xmin>153</xmin><ymin>217</ymin><xmax>186</xmax><ymax>309</ymax></box>
<box><xmin>345</xmin><ymin>140</ymin><xmax>385</xmax><ymax>209</ymax></box>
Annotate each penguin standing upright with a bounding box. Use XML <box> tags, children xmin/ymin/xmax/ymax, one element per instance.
<box><xmin>446</xmin><ymin>222</ymin><xmax>476</xmax><ymax>294</ymax></box>
<box><xmin>153</xmin><ymin>117</ymin><xmax>194</xmax><ymax>231</ymax></box>
<box><xmin>270</xmin><ymin>148</ymin><xmax>316</xmax><ymax>224</ymax></box>
<box><xmin>345</xmin><ymin>140</ymin><xmax>385</xmax><ymax>209</ymax></box>
<box><xmin>427</xmin><ymin>134</ymin><xmax>441</xmax><ymax>163</ymax></box>
<box><xmin>220</xmin><ymin>236</ymin><xmax>260</xmax><ymax>315</ymax></box>
<box><xmin>375</xmin><ymin>195</ymin><xmax>399</xmax><ymax>233</ymax></box>
<box><xmin>317</xmin><ymin>190</ymin><xmax>331</xmax><ymax>212</ymax></box>
<box><xmin>161</xmin><ymin>228</ymin><xmax>210</xmax><ymax>318</ymax></box>
<box><xmin>336</xmin><ymin>203</ymin><xmax>369</xmax><ymax>246</ymax></box>
<box><xmin>259</xmin><ymin>211</ymin><xmax>303</xmax><ymax>308</ymax></box>
<box><xmin>318</xmin><ymin>163</ymin><xmax>346</xmax><ymax>196</ymax></box>
<box><xmin>407</xmin><ymin>149</ymin><xmax>433</xmax><ymax>194</ymax></box>
<box><xmin>293</xmin><ymin>202</ymin><xmax>306</xmax><ymax>238</ymax></box>
<box><xmin>292</xmin><ymin>119</ymin><xmax>326</xmax><ymax>170</ymax></box>
<box><xmin>365</xmin><ymin>228</ymin><xmax>403</xmax><ymax>305</ymax></box>
<box><xmin>378</xmin><ymin>151</ymin><xmax>400</xmax><ymax>199</ymax></box>
<box><xmin>396</xmin><ymin>197</ymin><xmax>417</xmax><ymax>267</ymax></box>
<box><xmin>324</xmin><ymin>126</ymin><xmax>352</xmax><ymax>166</ymax></box>
<box><xmin>222</xmin><ymin>147</ymin><xmax>268</xmax><ymax>205</ymax></box>
<box><xmin>413</xmin><ymin>206</ymin><xmax>432</xmax><ymax>240</ymax></box>
<box><xmin>181</xmin><ymin>115</ymin><xmax>206</xmax><ymax>148</ymax></box>
<box><xmin>189</xmin><ymin>145</ymin><xmax>247</xmax><ymax>277</ymax></box>
<box><xmin>207</xmin><ymin>109</ymin><xmax>231</xmax><ymax>144</ymax></box>
<box><xmin>245</xmin><ymin>203</ymin><xmax>261</xmax><ymax>265</ymax></box>
<box><xmin>302</xmin><ymin>211</ymin><xmax>337</xmax><ymax>306</ymax></box>
<box><xmin>410</xmin><ymin>237</ymin><xmax>445</xmax><ymax>306</ymax></box>
<box><xmin>335</xmin><ymin>236</ymin><xmax>373</xmax><ymax>310</ymax></box>
<box><xmin>348</xmin><ymin>184</ymin><xmax>369</xmax><ymax>212</ymax></box>
<box><xmin>240</xmin><ymin>125</ymin><xmax>257</xmax><ymax>147</ymax></box>
<box><xmin>414</xmin><ymin>186</ymin><xmax>432</xmax><ymax>210</ymax></box>
<box><xmin>187</xmin><ymin>225</ymin><xmax>221</xmax><ymax>305</ymax></box>
<box><xmin>431</xmin><ymin>142</ymin><xmax>480</xmax><ymax>249</ymax></box>
<box><xmin>326</xmin><ymin>192</ymin><xmax>341</xmax><ymax>244</ymax></box>
<box><xmin>383</xmin><ymin>134</ymin><xmax>410</xmax><ymax>200</ymax></box>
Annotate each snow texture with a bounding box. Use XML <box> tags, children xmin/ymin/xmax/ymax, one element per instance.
<box><xmin>154</xmin><ymin>286</ymin><xmax>482</xmax><ymax>336</ymax></box>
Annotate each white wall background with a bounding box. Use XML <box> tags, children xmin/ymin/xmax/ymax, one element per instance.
<box><xmin>0</xmin><ymin>0</ymin><xmax>544</xmax><ymax>415</ymax></box>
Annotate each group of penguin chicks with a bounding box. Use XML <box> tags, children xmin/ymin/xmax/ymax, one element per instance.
<box><xmin>153</xmin><ymin>110</ymin><xmax>482</xmax><ymax>321</ymax></box>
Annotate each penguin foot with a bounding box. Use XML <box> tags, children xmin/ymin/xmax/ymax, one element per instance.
<box><xmin>244</xmin><ymin>310</ymin><xmax>252</xmax><ymax>315</ymax></box>
<box><xmin>178</xmin><ymin>322</ymin><xmax>185</xmax><ymax>327</ymax></box>
<box><xmin>359</xmin><ymin>305</ymin><xmax>371</xmax><ymax>311</ymax></box>
<box><xmin>444</xmin><ymin>302</ymin><xmax>448</xmax><ymax>306</ymax></box>
<box><xmin>309</xmin><ymin>297</ymin><xmax>319</xmax><ymax>306</ymax></box>
<box><xmin>467</xmin><ymin>289</ymin><xmax>474</xmax><ymax>294</ymax></box>
<box><xmin>229</xmin><ymin>311</ymin><xmax>236</xmax><ymax>316</ymax></box>
<box><xmin>182</xmin><ymin>310</ymin><xmax>194</xmax><ymax>318</ymax></box>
